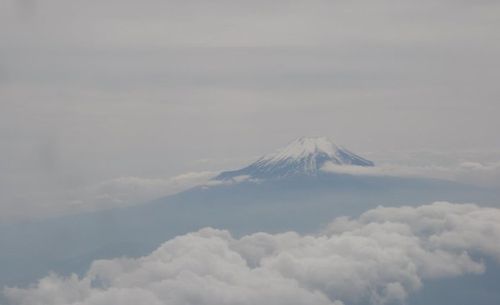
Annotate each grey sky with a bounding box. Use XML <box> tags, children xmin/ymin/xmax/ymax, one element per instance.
<box><xmin>1</xmin><ymin>0</ymin><xmax>500</xmax><ymax>221</ymax></box>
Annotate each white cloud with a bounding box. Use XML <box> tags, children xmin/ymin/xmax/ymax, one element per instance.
<box><xmin>321</xmin><ymin>152</ymin><xmax>500</xmax><ymax>188</ymax></box>
<box><xmin>65</xmin><ymin>150</ymin><xmax>500</xmax><ymax>213</ymax></box>
<box><xmin>84</xmin><ymin>171</ymin><xmax>217</xmax><ymax>209</ymax></box>
<box><xmin>2</xmin><ymin>148</ymin><xmax>500</xmax><ymax>224</ymax></box>
<box><xmin>94</xmin><ymin>172</ymin><xmax>254</xmax><ymax>202</ymax></box>
<box><xmin>5</xmin><ymin>202</ymin><xmax>500</xmax><ymax>305</ymax></box>
<box><xmin>0</xmin><ymin>171</ymin><xmax>216</xmax><ymax>223</ymax></box>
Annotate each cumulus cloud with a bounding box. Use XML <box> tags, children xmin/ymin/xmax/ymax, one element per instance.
<box><xmin>5</xmin><ymin>202</ymin><xmax>500</xmax><ymax>305</ymax></box>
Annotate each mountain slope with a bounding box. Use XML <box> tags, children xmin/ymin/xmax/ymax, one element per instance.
<box><xmin>0</xmin><ymin>137</ymin><xmax>499</xmax><ymax>298</ymax></box>
<box><xmin>216</xmin><ymin>137</ymin><xmax>373</xmax><ymax>180</ymax></box>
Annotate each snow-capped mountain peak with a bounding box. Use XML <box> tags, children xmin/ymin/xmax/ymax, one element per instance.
<box><xmin>216</xmin><ymin>137</ymin><xmax>374</xmax><ymax>180</ymax></box>
<box><xmin>261</xmin><ymin>136</ymin><xmax>340</xmax><ymax>162</ymax></box>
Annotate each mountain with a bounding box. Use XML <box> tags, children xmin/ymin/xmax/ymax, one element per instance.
<box><xmin>0</xmin><ymin>137</ymin><xmax>499</xmax><ymax>298</ymax></box>
<box><xmin>216</xmin><ymin>137</ymin><xmax>374</xmax><ymax>180</ymax></box>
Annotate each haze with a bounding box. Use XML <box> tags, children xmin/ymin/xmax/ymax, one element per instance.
<box><xmin>1</xmin><ymin>0</ymin><xmax>500</xmax><ymax>221</ymax></box>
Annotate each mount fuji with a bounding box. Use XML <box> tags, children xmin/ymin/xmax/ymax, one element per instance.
<box><xmin>216</xmin><ymin>137</ymin><xmax>373</xmax><ymax>180</ymax></box>
<box><xmin>0</xmin><ymin>137</ymin><xmax>498</xmax><ymax>294</ymax></box>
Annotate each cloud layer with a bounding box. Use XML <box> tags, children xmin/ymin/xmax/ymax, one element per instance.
<box><xmin>5</xmin><ymin>202</ymin><xmax>500</xmax><ymax>305</ymax></box>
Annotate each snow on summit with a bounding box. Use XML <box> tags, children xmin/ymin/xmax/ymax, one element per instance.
<box><xmin>266</xmin><ymin>137</ymin><xmax>340</xmax><ymax>161</ymax></box>
<box><xmin>216</xmin><ymin>137</ymin><xmax>374</xmax><ymax>180</ymax></box>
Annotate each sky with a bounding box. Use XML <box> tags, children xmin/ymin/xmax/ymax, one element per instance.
<box><xmin>1</xmin><ymin>0</ymin><xmax>500</xmax><ymax>221</ymax></box>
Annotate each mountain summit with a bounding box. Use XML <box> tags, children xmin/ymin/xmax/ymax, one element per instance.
<box><xmin>216</xmin><ymin>137</ymin><xmax>374</xmax><ymax>180</ymax></box>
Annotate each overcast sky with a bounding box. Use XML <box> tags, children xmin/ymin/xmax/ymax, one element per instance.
<box><xmin>1</xmin><ymin>0</ymin><xmax>500</xmax><ymax>221</ymax></box>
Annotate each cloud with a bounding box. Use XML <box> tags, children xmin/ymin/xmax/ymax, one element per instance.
<box><xmin>3</xmin><ymin>147</ymin><xmax>500</xmax><ymax>224</ymax></box>
<box><xmin>5</xmin><ymin>202</ymin><xmax>500</xmax><ymax>305</ymax></box>
<box><xmin>321</xmin><ymin>155</ymin><xmax>500</xmax><ymax>188</ymax></box>
<box><xmin>84</xmin><ymin>171</ymin><xmax>217</xmax><ymax>208</ymax></box>
<box><xmin>90</xmin><ymin>172</ymin><xmax>259</xmax><ymax>207</ymax></box>
<box><xmin>0</xmin><ymin>171</ymin><xmax>217</xmax><ymax>223</ymax></box>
